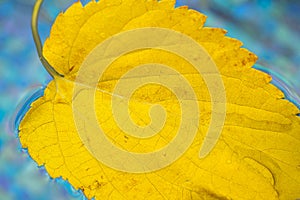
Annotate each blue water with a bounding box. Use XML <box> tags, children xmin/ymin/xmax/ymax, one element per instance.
<box><xmin>0</xmin><ymin>0</ymin><xmax>299</xmax><ymax>200</ymax></box>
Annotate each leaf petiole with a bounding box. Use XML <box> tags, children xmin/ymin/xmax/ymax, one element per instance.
<box><xmin>32</xmin><ymin>0</ymin><xmax>63</xmax><ymax>78</ymax></box>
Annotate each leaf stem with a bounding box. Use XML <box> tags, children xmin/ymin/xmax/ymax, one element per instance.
<box><xmin>32</xmin><ymin>0</ymin><xmax>63</xmax><ymax>78</ymax></box>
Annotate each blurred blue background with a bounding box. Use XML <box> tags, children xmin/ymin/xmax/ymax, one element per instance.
<box><xmin>0</xmin><ymin>0</ymin><xmax>299</xmax><ymax>199</ymax></box>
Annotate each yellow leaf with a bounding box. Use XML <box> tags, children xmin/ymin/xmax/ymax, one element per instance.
<box><xmin>19</xmin><ymin>0</ymin><xmax>300</xmax><ymax>199</ymax></box>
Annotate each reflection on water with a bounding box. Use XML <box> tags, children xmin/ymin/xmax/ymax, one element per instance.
<box><xmin>255</xmin><ymin>64</ymin><xmax>300</xmax><ymax>110</ymax></box>
<box><xmin>0</xmin><ymin>0</ymin><xmax>299</xmax><ymax>199</ymax></box>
